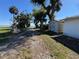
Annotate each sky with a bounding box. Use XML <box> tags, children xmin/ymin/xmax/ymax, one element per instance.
<box><xmin>0</xmin><ymin>0</ymin><xmax>79</xmax><ymax>25</ymax></box>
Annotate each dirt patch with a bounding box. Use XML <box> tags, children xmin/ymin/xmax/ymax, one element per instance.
<box><xmin>29</xmin><ymin>36</ymin><xmax>52</xmax><ymax>59</ymax></box>
<box><xmin>0</xmin><ymin>37</ymin><xmax>32</xmax><ymax>59</ymax></box>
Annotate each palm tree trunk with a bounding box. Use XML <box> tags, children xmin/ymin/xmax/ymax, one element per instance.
<box><xmin>41</xmin><ymin>3</ymin><xmax>55</xmax><ymax>21</ymax></box>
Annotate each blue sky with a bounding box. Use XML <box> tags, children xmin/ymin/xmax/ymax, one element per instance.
<box><xmin>56</xmin><ymin>0</ymin><xmax>79</xmax><ymax>20</ymax></box>
<box><xmin>0</xmin><ymin>0</ymin><xmax>79</xmax><ymax>25</ymax></box>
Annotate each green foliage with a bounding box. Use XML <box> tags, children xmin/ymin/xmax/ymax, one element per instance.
<box><xmin>33</xmin><ymin>7</ymin><xmax>47</xmax><ymax>29</ymax></box>
<box><xmin>9</xmin><ymin>6</ymin><xmax>18</xmax><ymax>15</ymax></box>
<box><xmin>31</xmin><ymin>0</ymin><xmax>45</xmax><ymax>5</ymax></box>
<box><xmin>14</xmin><ymin>12</ymin><xmax>30</xmax><ymax>30</ymax></box>
<box><xmin>50</xmin><ymin>0</ymin><xmax>62</xmax><ymax>12</ymax></box>
<box><xmin>0</xmin><ymin>28</ymin><xmax>11</xmax><ymax>44</ymax></box>
<box><xmin>9</xmin><ymin>6</ymin><xmax>31</xmax><ymax>32</ymax></box>
<box><xmin>31</xmin><ymin>0</ymin><xmax>62</xmax><ymax>20</ymax></box>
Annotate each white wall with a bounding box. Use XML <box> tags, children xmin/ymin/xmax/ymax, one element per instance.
<box><xmin>63</xmin><ymin>19</ymin><xmax>79</xmax><ymax>39</ymax></box>
<box><xmin>49</xmin><ymin>21</ymin><xmax>59</xmax><ymax>33</ymax></box>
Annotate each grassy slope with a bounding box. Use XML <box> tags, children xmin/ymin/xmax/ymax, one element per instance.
<box><xmin>39</xmin><ymin>35</ymin><xmax>72</xmax><ymax>59</ymax></box>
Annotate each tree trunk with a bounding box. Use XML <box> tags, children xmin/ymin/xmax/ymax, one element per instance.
<box><xmin>41</xmin><ymin>3</ymin><xmax>55</xmax><ymax>21</ymax></box>
<box><xmin>42</xmin><ymin>3</ymin><xmax>46</xmax><ymax>9</ymax></box>
<box><xmin>12</xmin><ymin>14</ymin><xmax>19</xmax><ymax>33</ymax></box>
<box><xmin>40</xmin><ymin>20</ymin><xmax>43</xmax><ymax>31</ymax></box>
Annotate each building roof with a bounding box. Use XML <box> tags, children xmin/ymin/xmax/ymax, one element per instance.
<box><xmin>63</xmin><ymin>16</ymin><xmax>79</xmax><ymax>21</ymax></box>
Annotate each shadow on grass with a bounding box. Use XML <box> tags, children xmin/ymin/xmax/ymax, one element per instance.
<box><xmin>0</xmin><ymin>29</ymin><xmax>38</xmax><ymax>51</ymax></box>
<box><xmin>51</xmin><ymin>35</ymin><xmax>79</xmax><ymax>54</ymax></box>
<box><xmin>0</xmin><ymin>32</ymin><xmax>12</xmax><ymax>45</ymax></box>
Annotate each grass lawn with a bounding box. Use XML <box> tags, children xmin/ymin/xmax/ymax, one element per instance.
<box><xmin>0</xmin><ymin>28</ymin><xmax>11</xmax><ymax>33</ymax></box>
<box><xmin>0</xmin><ymin>27</ymin><xmax>11</xmax><ymax>44</ymax></box>
<box><xmin>39</xmin><ymin>35</ymin><xmax>73</xmax><ymax>59</ymax></box>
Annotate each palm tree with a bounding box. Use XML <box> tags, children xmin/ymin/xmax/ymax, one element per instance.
<box><xmin>9</xmin><ymin>6</ymin><xmax>19</xmax><ymax>33</ymax></box>
<box><xmin>9</xmin><ymin>6</ymin><xmax>19</xmax><ymax>24</ymax></box>
<box><xmin>31</xmin><ymin>0</ymin><xmax>46</xmax><ymax>10</ymax></box>
<box><xmin>49</xmin><ymin>0</ymin><xmax>62</xmax><ymax>19</ymax></box>
<box><xmin>31</xmin><ymin>0</ymin><xmax>62</xmax><ymax>21</ymax></box>
<box><xmin>50</xmin><ymin>0</ymin><xmax>62</xmax><ymax>12</ymax></box>
<box><xmin>9</xmin><ymin>6</ymin><xmax>18</xmax><ymax>15</ymax></box>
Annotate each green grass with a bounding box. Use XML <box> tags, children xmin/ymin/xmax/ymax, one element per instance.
<box><xmin>0</xmin><ymin>27</ymin><xmax>11</xmax><ymax>33</ymax></box>
<box><xmin>0</xmin><ymin>28</ymin><xmax>11</xmax><ymax>38</ymax></box>
<box><xmin>0</xmin><ymin>27</ymin><xmax>11</xmax><ymax>44</ymax></box>
<box><xmin>39</xmin><ymin>35</ymin><xmax>72</xmax><ymax>59</ymax></box>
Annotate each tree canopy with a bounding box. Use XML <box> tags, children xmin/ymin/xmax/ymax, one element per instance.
<box><xmin>9</xmin><ymin>6</ymin><xmax>18</xmax><ymax>15</ymax></box>
<box><xmin>31</xmin><ymin>0</ymin><xmax>62</xmax><ymax>20</ymax></box>
<box><xmin>33</xmin><ymin>7</ymin><xmax>47</xmax><ymax>29</ymax></box>
<box><xmin>9</xmin><ymin>6</ymin><xmax>31</xmax><ymax>32</ymax></box>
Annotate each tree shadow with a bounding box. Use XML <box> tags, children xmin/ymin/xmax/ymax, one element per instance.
<box><xmin>0</xmin><ymin>32</ymin><xmax>12</xmax><ymax>45</ymax></box>
<box><xmin>0</xmin><ymin>29</ymin><xmax>45</xmax><ymax>52</ymax></box>
<box><xmin>51</xmin><ymin>35</ymin><xmax>79</xmax><ymax>54</ymax></box>
<box><xmin>0</xmin><ymin>30</ymin><xmax>36</xmax><ymax>52</ymax></box>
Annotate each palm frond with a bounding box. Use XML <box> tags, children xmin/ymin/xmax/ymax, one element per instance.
<box><xmin>31</xmin><ymin>0</ymin><xmax>45</xmax><ymax>5</ymax></box>
<box><xmin>9</xmin><ymin>6</ymin><xmax>18</xmax><ymax>15</ymax></box>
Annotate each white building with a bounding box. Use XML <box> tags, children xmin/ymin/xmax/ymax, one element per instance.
<box><xmin>63</xmin><ymin>16</ymin><xmax>79</xmax><ymax>39</ymax></box>
<box><xmin>49</xmin><ymin>20</ymin><xmax>64</xmax><ymax>33</ymax></box>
